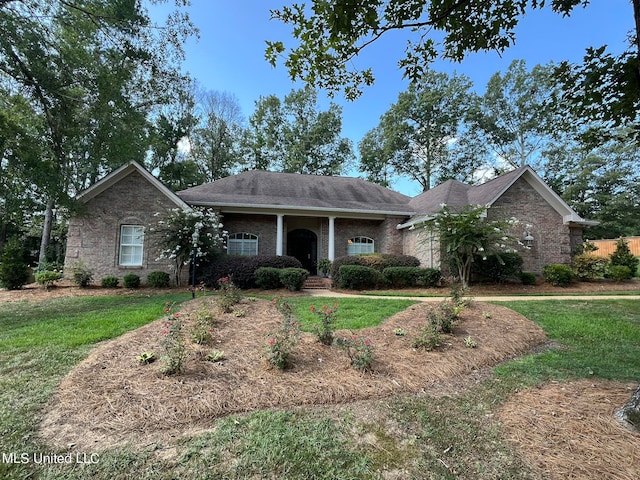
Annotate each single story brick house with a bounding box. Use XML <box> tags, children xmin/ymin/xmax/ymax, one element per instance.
<box><xmin>64</xmin><ymin>161</ymin><xmax>596</xmax><ymax>284</ymax></box>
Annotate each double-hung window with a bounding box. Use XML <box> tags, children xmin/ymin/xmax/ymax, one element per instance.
<box><xmin>119</xmin><ymin>225</ymin><xmax>145</xmax><ymax>266</ymax></box>
<box><xmin>227</xmin><ymin>232</ymin><xmax>258</xmax><ymax>256</ymax></box>
<box><xmin>347</xmin><ymin>236</ymin><xmax>374</xmax><ymax>255</ymax></box>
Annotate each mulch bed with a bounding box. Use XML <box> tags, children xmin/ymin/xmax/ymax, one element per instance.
<box><xmin>39</xmin><ymin>298</ymin><xmax>546</xmax><ymax>450</ymax></box>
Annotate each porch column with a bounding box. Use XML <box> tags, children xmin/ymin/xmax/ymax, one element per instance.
<box><xmin>276</xmin><ymin>214</ymin><xmax>284</xmax><ymax>256</ymax></box>
<box><xmin>328</xmin><ymin>216</ymin><xmax>335</xmax><ymax>261</ymax></box>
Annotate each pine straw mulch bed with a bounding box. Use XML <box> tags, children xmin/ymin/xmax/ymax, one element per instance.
<box><xmin>497</xmin><ymin>379</ymin><xmax>640</xmax><ymax>480</ymax></box>
<box><xmin>39</xmin><ymin>298</ymin><xmax>547</xmax><ymax>451</ymax></box>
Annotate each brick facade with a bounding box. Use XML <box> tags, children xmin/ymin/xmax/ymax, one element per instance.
<box><xmin>64</xmin><ymin>170</ymin><xmax>185</xmax><ymax>285</ymax></box>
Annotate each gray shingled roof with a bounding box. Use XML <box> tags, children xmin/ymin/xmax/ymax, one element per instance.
<box><xmin>177</xmin><ymin>170</ymin><xmax>414</xmax><ymax>214</ymax></box>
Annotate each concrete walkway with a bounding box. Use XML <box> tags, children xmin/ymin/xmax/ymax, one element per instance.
<box><xmin>301</xmin><ymin>289</ymin><xmax>640</xmax><ymax>302</ymax></box>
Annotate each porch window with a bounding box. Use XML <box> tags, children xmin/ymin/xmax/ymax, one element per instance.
<box><xmin>347</xmin><ymin>236</ymin><xmax>374</xmax><ymax>255</ymax></box>
<box><xmin>119</xmin><ymin>225</ymin><xmax>145</xmax><ymax>266</ymax></box>
<box><xmin>228</xmin><ymin>232</ymin><xmax>258</xmax><ymax>256</ymax></box>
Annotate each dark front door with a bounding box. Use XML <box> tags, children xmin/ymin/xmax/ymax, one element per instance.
<box><xmin>287</xmin><ymin>229</ymin><xmax>317</xmax><ymax>274</ymax></box>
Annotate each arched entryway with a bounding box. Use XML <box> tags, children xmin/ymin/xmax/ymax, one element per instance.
<box><xmin>287</xmin><ymin>229</ymin><xmax>317</xmax><ymax>274</ymax></box>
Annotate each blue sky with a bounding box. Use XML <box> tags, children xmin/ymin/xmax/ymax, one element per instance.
<box><xmin>154</xmin><ymin>1</ymin><xmax>633</xmax><ymax>195</ymax></box>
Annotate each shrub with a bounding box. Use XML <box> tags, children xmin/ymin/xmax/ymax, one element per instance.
<box><xmin>101</xmin><ymin>275</ymin><xmax>119</xmax><ymax>288</ymax></box>
<box><xmin>71</xmin><ymin>260</ymin><xmax>93</xmax><ymax>287</ymax></box>
<box><xmin>34</xmin><ymin>270</ymin><xmax>64</xmax><ymax>290</ymax></box>
<box><xmin>472</xmin><ymin>252</ymin><xmax>523</xmax><ymax>283</ymax></box>
<box><xmin>255</xmin><ymin>267</ymin><xmax>283</xmax><ymax>289</ymax></box>
<box><xmin>417</xmin><ymin>268</ymin><xmax>442</xmax><ymax>287</ymax></box>
<box><xmin>608</xmin><ymin>265</ymin><xmax>632</xmax><ymax>281</ymax></box>
<box><xmin>279</xmin><ymin>268</ymin><xmax>309</xmax><ymax>291</ymax></box>
<box><xmin>123</xmin><ymin>273</ymin><xmax>141</xmax><ymax>289</ymax></box>
<box><xmin>610</xmin><ymin>237</ymin><xmax>639</xmax><ymax>277</ymax></box>
<box><xmin>317</xmin><ymin>258</ymin><xmax>332</xmax><ymax>276</ymax></box>
<box><xmin>412</xmin><ymin>326</ymin><xmax>441</xmax><ymax>350</ymax></box>
<box><xmin>265</xmin><ymin>299</ymin><xmax>300</xmax><ymax>370</ymax></box>
<box><xmin>572</xmin><ymin>254</ymin><xmax>609</xmax><ymax>281</ymax></box>
<box><xmin>382</xmin><ymin>266</ymin><xmax>421</xmax><ymax>287</ymax></box>
<box><xmin>0</xmin><ymin>237</ymin><xmax>30</xmax><ymax>290</ymax></box>
<box><xmin>542</xmin><ymin>264</ymin><xmax>574</xmax><ymax>287</ymax></box>
<box><xmin>334</xmin><ymin>336</ymin><xmax>373</xmax><ymax>371</ymax></box>
<box><xmin>310</xmin><ymin>302</ymin><xmax>339</xmax><ymax>345</ymax></box>
<box><xmin>147</xmin><ymin>271</ymin><xmax>170</xmax><ymax>288</ymax></box>
<box><xmin>520</xmin><ymin>272</ymin><xmax>537</xmax><ymax>285</ymax></box>
<box><xmin>217</xmin><ymin>276</ymin><xmax>242</xmax><ymax>312</ymax></box>
<box><xmin>160</xmin><ymin>302</ymin><xmax>186</xmax><ymax>375</ymax></box>
<box><xmin>330</xmin><ymin>256</ymin><xmax>365</xmax><ymax>285</ymax></box>
<box><xmin>202</xmin><ymin>255</ymin><xmax>303</xmax><ymax>289</ymax></box>
<box><xmin>337</xmin><ymin>265</ymin><xmax>381</xmax><ymax>290</ymax></box>
<box><xmin>330</xmin><ymin>254</ymin><xmax>420</xmax><ymax>287</ymax></box>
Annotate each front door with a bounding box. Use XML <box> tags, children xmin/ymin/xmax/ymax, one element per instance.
<box><xmin>287</xmin><ymin>229</ymin><xmax>317</xmax><ymax>274</ymax></box>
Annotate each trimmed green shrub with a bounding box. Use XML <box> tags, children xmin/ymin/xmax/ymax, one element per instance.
<box><xmin>337</xmin><ymin>265</ymin><xmax>381</xmax><ymax>290</ymax></box>
<box><xmin>202</xmin><ymin>255</ymin><xmax>303</xmax><ymax>289</ymax></box>
<box><xmin>147</xmin><ymin>271</ymin><xmax>170</xmax><ymax>288</ymax></box>
<box><xmin>0</xmin><ymin>237</ymin><xmax>30</xmax><ymax>290</ymax></box>
<box><xmin>34</xmin><ymin>270</ymin><xmax>64</xmax><ymax>290</ymax></box>
<box><xmin>472</xmin><ymin>252</ymin><xmax>523</xmax><ymax>283</ymax></box>
<box><xmin>71</xmin><ymin>260</ymin><xmax>93</xmax><ymax>287</ymax></box>
<box><xmin>608</xmin><ymin>265</ymin><xmax>632</xmax><ymax>281</ymax></box>
<box><xmin>383</xmin><ymin>267</ymin><xmax>421</xmax><ymax>287</ymax></box>
<box><xmin>572</xmin><ymin>254</ymin><xmax>608</xmax><ymax>281</ymax></box>
<box><xmin>331</xmin><ymin>254</ymin><xmax>420</xmax><ymax>287</ymax></box>
<box><xmin>417</xmin><ymin>268</ymin><xmax>442</xmax><ymax>287</ymax></box>
<box><xmin>101</xmin><ymin>275</ymin><xmax>119</xmax><ymax>288</ymax></box>
<box><xmin>255</xmin><ymin>267</ymin><xmax>283</xmax><ymax>289</ymax></box>
<box><xmin>279</xmin><ymin>268</ymin><xmax>309</xmax><ymax>291</ymax></box>
<box><xmin>542</xmin><ymin>264</ymin><xmax>574</xmax><ymax>287</ymax></box>
<box><xmin>123</xmin><ymin>273</ymin><xmax>141</xmax><ymax>289</ymax></box>
<box><xmin>317</xmin><ymin>258</ymin><xmax>332</xmax><ymax>276</ymax></box>
<box><xmin>520</xmin><ymin>271</ymin><xmax>537</xmax><ymax>285</ymax></box>
<box><xmin>610</xmin><ymin>237</ymin><xmax>639</xmax><ymax>277</ymax></box>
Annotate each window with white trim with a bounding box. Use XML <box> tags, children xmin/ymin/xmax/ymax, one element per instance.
<box><xmin>347</xmin><ymin>236</ymin><xmax>374</xmax><ymax>255</ymax></box>
<box><xmin>227</xmin><ymin>232</ymin><xmax>258</xmax><ymax>256</ymax></box>
<box><xmin>119</xmin><ymin>225</ymin><xmax>145</xmax><ymax>266</ymax></box>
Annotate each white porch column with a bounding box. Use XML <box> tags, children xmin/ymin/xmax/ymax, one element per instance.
<box><xmin>328</xmin><ymin>216</ymin><xmax>335</xmax><ymax>261</ymax></box>
<box><xmin>276</xmin><ymin>214</ymin><xmax>284</xmax><ymax>256</ymax></box>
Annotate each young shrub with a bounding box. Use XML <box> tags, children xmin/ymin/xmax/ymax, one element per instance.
<box><xmin>608</xmin><ymin>265</ymin><xmax>632</xmax><ymax>281</ymax></box>
<box><xmin>610</xmin><ymin>237</ymin><xmax>639</xmax><ymax>277</ymax></box>
<box><xmin>317</xmin><ymin>258</ymin><xmax>332</xmax><ymax>277</ymax></box>
<box><xmin>160</xmin><ymin>302</ymin><xmax>187</xmax><ymax>375</ymax></box>
<box><xmin>278</xmin><ymin>267</ymin><xmax>309</xmax><ymax>291</ymax></box>
<box><xmin>0</xmin><ymin>237</ymin><xmax>30</xmax><ymax>290</ymax></box>
<box><xmin>71</xmin><ymin>260</ymin><xmax>93</xmax><ymax>287</ymax></box>
<box><xmin>217</xmin><ymin>276</ymin><xmax>242</xmax><ymax>312</ymax></box>
<box><xmin>542</xmin><ymin>264</ymin><xmax>574</xmax><ymax>287</ymax></box>
<box><xmin>34</xmin><ymin>270</ymin><xmax>64</xmax><ymax>290</ymax></box>
<box><xmin>265</xmin><ymin>299</ymin><xmax>300</xmax><ymax>370</ymax></box>
<box><xmin>417</xmin><ymin>268</ymin><xmax>442</xmax><ymax>287</ymax></box>
<box><xmin>412</xmin><ymin>325</ymin><xmax>441</xmax><ymax>351</ymax></box>
<box><xmin>310</xmin><ymin>302</ymin><xmax>339</xmax><ymax>345</ymax></box>
<box><xmin>520</xmin><ymin>271</ymin><xmax>537</xmax><ymax>285</ymax></box>
<box><xmin>101</xmin><ymin>275</ymin><xmax>119</xmax><ymax>288</ymax></box>
<box><xmin>334</xmin><ymin>336</ymin><xmax>374</xmax><ymax>371</ymax></box>
<box><xmin>147</xmin><ymin>271</ymin><xmax>170</xmax><ymax>288</ymax></box>
<box><xmin>572</xmin><ymin>254</ymin><xmax>609</xmax><ymax>281</ymax></box>
<box><xmin>255</xmin><ymin>267</ymin><xmax>283</xmax><ymax>289</ymax></box>
<box><xmin>123</xmin><ymin>273</ymin><xmax>141</xmax><ymax>289</ymax></box>
<box><xmin>337</xmin><ymin>265</ymin><xmax>381</xmax><ymax>290</ymax></box>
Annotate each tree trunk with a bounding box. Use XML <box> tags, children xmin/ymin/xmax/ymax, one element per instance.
<box><xmin>614</xmin><ymin>383</ymin><xmax>640</xmax><ymax>432</ymax></box>
<box><xmin>38</xmin><ymin>197</ymin><xmax>55</xmax><ymax>265</ymax></box>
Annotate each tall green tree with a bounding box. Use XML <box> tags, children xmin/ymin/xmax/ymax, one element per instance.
<box><xmin>266</xmin><ymin>0</ymin><xmax>612</xmax><ymax>100</ymax></box>
<box><xmin>0</xmin><ymin>0</ymin><xmax>196</xmax><ymax>262</ymax></box>
<box><xmin>243</xmin><ymin>87</ymin><xmax>354</xmax><ymax>175</ymax></box>
<box><xmin>474</xmin><ymin>60</ymin><xmax>564</xmax><ymax>170</ymax></box>
<box><xmin>189</xmin><ymin>88</ymin><xmax>245</xmax><ymax>181</ymax></box>
<box><xmin>359</xmin><ymin>69</ymin><xmax>481</xmax><ymax>191</ymax></box>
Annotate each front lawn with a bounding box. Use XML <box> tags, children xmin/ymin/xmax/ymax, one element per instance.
<box><xmin>0</xmin><ymin>294</ymin><xmax>638</xmax><ymax>479</ymax></box>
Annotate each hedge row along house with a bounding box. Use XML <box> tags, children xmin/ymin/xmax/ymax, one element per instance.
<box><xmin>64</xmin><ymin>161</ymin><xmax>596</xmax><ymax>285</ymax></box>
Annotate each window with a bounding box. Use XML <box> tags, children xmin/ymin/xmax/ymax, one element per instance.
<box><xmin>347</xmin><ymin>236</ymin><xmax>374</xmax><ymax>255</ymax></box>
<box><xmin>227</xmin><ymin>232</ymin><xmax>258</xmax><ymax>256</ymax></box>
<box><xmin>119</xmin><ymin>225</ymin><xmax>144</xmax><ymax>266</ymax></box>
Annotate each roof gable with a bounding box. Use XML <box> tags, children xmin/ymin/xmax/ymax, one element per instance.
<box><xmin>76</xmin><ymin>161</ymin><xmax>191</xmax><ymax>210</ymax></box>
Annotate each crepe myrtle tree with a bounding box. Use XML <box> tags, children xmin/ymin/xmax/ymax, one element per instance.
<box><xmin>427</xmin><ymin>204</ymin><xmax>527</xmax><ymax>288</ymax></box>
<box><xmin>150</xmin><ymin>207</ymin><xmax>227</xmax><ymax>286</ymax></box>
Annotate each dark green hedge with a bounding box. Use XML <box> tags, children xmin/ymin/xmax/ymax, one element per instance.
<box><xmin>201</xmin><ymin>255</ymin><xmax>303</xmax><ymax>289</ymax></box>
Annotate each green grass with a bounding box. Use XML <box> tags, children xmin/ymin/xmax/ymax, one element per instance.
<box><xmin>0</xmin><ymin>295</ymin><xmax>639</xmax><ymax>479</ymax></box>
<box><xmin>283</xmin><ymin>296</ymin><xmax>417</xmax><ymax>330</ymax></box>
<box><xmin>494</xmin><ymin>300</ymin><xmax>640</xmax><ymax>382</ymax></box>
